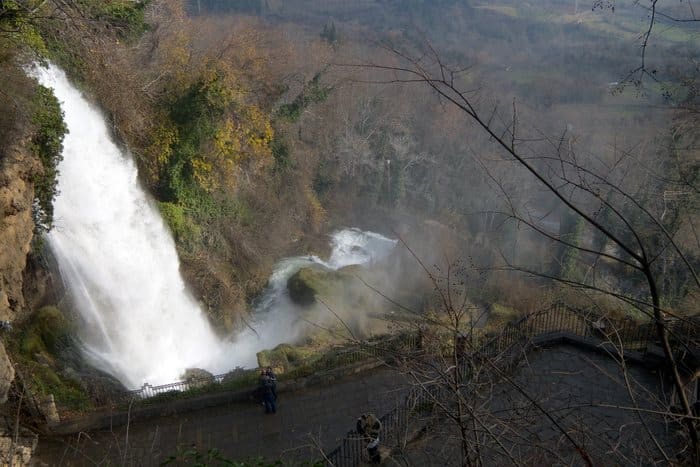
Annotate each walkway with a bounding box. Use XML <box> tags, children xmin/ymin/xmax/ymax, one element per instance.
<box><xmin>33</xmin><ymin>367</ymin><xmax>406</xmax><ymax>466</ymax></box>
<box><xmin>401</xmin><ymin>344</ymin><xmax>675</xmax><ymax>466</ymax></box>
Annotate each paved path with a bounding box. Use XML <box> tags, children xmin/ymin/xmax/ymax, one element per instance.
<box><xmin>401</xmin><ymin>344</ymin><xmax>675</xmax><ymax>466</ymax></box>
<box><xmin>34</xmin><ymin>367</ymin><xmax>406</xmax><ymax>466</ymax></box>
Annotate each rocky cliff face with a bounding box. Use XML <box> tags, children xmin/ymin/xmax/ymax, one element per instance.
<box><xmin>0</xmin><ymin>127</ymin><xmax>41</xmax><ymax>402</ymax></box>
<box><xmin>0</xmin><ymin>130</ymin><xmax>40</xmax><ymax>323</ymax></box>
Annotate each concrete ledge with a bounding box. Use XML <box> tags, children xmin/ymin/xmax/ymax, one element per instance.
<box><xmin>49</xmin><ymin>333</ymin><xmax>663</xmax><ymax>436</ymax></box>
<box><xmin>530</xmin><ymin>332</ymin><xmax>650</xmax><ymax>366</ymax></box>
<box><xmin>50</xmin><ymin>358</ymin><xmax>386</xmax><ymax>435</ymax></box>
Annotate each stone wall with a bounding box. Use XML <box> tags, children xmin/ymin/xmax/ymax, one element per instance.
<box><xmin>0</xmin><ymin>422</ymin><xmax>37</xmax><ymax>466</ymax></box>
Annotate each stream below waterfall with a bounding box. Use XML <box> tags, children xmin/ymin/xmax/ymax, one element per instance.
<box><xmin>31</xmin><ymin>64</ymin><xmax>396</xmax><ymax>389</ymax></box>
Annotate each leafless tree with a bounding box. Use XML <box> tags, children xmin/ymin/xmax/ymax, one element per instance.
<box><xmin>593</xmin><ymin>0</ymin><xmax>700</xmax><ymax>88</ymax></box>
<box><xmin>333</xmin><ymin>29</ymin><xmax>699</xmax><ymax>462</ymax></box>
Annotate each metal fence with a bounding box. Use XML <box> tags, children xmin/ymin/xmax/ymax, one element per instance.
<box><xmin>323</xmin><ymin>304</ymin><xmax>699</xmax><ymax>466</ymax></box>
<box><xmin>121</xmin><ymin>371</ymin><xmax>239</xmax><ymax>403</ymax></box>
<box><xmin>474</xmin><ymin>302</ymin><xmax>685</xmax><ymax>360</ymax></box>
<box><xmin>76</xmin><ymin>332</ymin><xmax>422</xmax><ymax>413</ymax></box>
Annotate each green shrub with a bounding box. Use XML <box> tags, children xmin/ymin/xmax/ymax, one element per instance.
<box><xmin>16</xmin><ymin>306</ymin><xmax>92</xmax><ymax>411</ymax></box>
<box><xmin>94</xmin><ymin>0</ymin><xmax>150</xmax><ymax>40</ymax></box>
<box><xmin>0</xmin><ymin>2</ymin><xmax>48</xmax><ymax>59</ymax></box>
<box><xmin>158</xmin><ymin>201</ymin><xmax>202</xmax><ymax>248</ymax></box>
<box><xmin>30</xmin><ymin>85</ymin><xmax>67</xmax><ymax>232</ymax></box>
<box><xmin>320</xmin><ymin>22</ymin><xmax>338</xmax><ymax>44</ymax></box>
<box><xmin>30</xmin><ymin>365</ymin><xmax>92</xmax><ymax>411</ymax></box>
<box><xmin>271</xmin><ymin>135</ymin><xmax>291</xmax><ymax>170</ymax></box>
<box><xmin>277</xmin><ymin>72</ymin><xmax>331</xmax><ymax>123</ymax></box>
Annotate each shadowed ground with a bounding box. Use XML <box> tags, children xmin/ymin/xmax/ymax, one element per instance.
<box><xmin>399</xmin><ymin>345</ymin><xmax>677</xmax><ymax>466</ymax></box>
<box><xmin>34</xmin><ymin>367</ymin><xmax>407</xmax><ymax>466</ymax></box>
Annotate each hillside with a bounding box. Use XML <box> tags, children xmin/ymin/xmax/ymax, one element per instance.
<box><xmin>0</xmin><ymin>0</ymin><xmax>697</xmax><ymax>463</ymax></box>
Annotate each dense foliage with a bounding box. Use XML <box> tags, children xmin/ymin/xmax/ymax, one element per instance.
<box><xmin>93</xmin><ymin>0</ymin><xmax>150</xmax><ymax>39</ymax></box>
<box><xmin>3</xmin><ymin>0</ymin><xmax>697</xmax><ymax>341</ymax></box>
<box><xmin>30</xmin><ymin>84</ymin><xmax>67</xmax><ymax>232</ymax></box>
<box><xmin>277</xmin><ymin>72</ymin><xmax>331</xmax><ymax>123</ymax></box>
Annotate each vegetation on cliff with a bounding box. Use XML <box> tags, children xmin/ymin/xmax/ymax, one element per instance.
<box><xmin>29</xmin><ymin>85</ymin><xmax>66</xmax><ymax>232</ymax></box>
<box><xmin>0</xmin><ymin>0</ymin><xmax>335</xmax><ymax>327</ymax></box>
<box><xmin>13</xmin><ymin>306</ymin><xmax>91</xmax><ymax>411</ymax></box>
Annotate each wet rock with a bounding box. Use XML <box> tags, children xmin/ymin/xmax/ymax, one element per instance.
<box><xmin>182</xmin><ymin>368</ymin><xmax>215</xmax><ymax>388</ymax></box>
<box><xmin>286</xmin><ymin>267</ymin><xmax>322</xmax><ymax>305</ymax></box>
<box><xmin>286</xmin><ymin>266</ymin><xmax>357</xmax><ymax>306</ymax></box>
<box><xmin>257</xmin><ymin>343</ymin><xmax>313</xmax><ymax>374</ymax></box>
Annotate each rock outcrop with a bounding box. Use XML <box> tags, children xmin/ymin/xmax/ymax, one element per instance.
<box><xmin>0</xmin><ymin>132</ymin><xmax>40</xmax><ymax>324</ymax></box>
<box><xmin>0</xmin><ymin>344</ymin><xmax>14</xmax><ymax>405</ymax></box>
<box><xmin>0</xmin><ymin>424</ymin><xmax>36</xmax><ymax>467</ymax></box>
<box><xmin>0</xmin><ymin>131</ymin><xmax>40</xmax><ymax>404</ymax></box>
<box><xmin>182</xmin><ymin>368</ymin><xmax>215</xmax><ymax>389</ymax></box>
<box><xmin>286</xmin><ymin>265</ymin><xmax>360</xmax><ymax>306</ymax></box>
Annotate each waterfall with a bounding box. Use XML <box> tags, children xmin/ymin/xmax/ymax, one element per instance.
<box><xmin>32</xmin><ymin>64</ymin><xmax>234</xmax><ymax>388</ymax></box>
<box><xmin>31</xmin><ymin>64</ymin><xmax>396</xmax><ymax>389</ymax></box>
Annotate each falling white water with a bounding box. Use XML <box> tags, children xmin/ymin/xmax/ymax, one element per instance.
<box><xmin>31</xmin><ymin>63</ymin><xmax>397</xmax><ymax>389</ymax></box>
<box><xmin>32</xmin><ymin>64</ymin><xmax>235</xmax><ymax>388</ymax></box>
<box><xmin>231</xmin><ymin>229</ymin><xmax>397</xmax><ymax>367</ymax></box>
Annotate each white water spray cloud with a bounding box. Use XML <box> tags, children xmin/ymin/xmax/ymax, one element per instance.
<box><xmin>32</xmin><ymin>64</ymin><xmax>396</xmax><ymax>389</ymax></box>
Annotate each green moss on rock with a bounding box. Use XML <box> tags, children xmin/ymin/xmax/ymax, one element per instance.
<box><xmin>20</xmin><ymin>306</ymin><xmax>71</xmax><ymax>357</ymax></box>
<box><xmin>30</xmin><ymin>364</ymin><xmax>92</xmax><ymax>412</ymax></box>
<box><xmin>256</xmin><ymin>343</ymin><xmax>317</xmax><ymax>374</ymax></box>
<box><xmin>17</xmin><ymin>306</ymin><xmax>92</xmax><ymax>411</ymax></box>
<box><xmin>286</xmin><ymin>266</ymin><xmax>356</xmax><ymax>306</ymax></box>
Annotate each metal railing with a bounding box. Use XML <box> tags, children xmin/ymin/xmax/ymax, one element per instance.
<box><xmin>64</xmin><ymin>332</ymin><xmax>421</xmax><ymax>415</ymax></box>
<box><xmin>323</xmin><ymin>304</ymin><xmax>699</xmax><ymax>466</ymax></box>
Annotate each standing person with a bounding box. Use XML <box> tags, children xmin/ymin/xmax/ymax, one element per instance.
<box><xmin>356</xmin><ymin>413</ymin><xmax>382</xmax><ymax>463</ymax></box>
<box><xmin>356</xmin><ymin>414</ymin><xmax>367</xmax><ymax>436</ymax></box>
<box><xmin>265</xmin><ymin>367</ymin><xmax>277</xmax><ymax>401</ymax></box>
<box><xmin>364</xmin><ymin>413</ymin><xmax>382</xmax><ymax>463</ymax></box>
<box><xmin>259</xmin><ymin>369</ymin><xmax>276</xmax><ymax>414</ymax></box>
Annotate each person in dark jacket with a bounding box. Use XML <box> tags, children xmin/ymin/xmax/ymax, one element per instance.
<box><xmin>265</xmin><ymin>367</ymin><xmax>277</xmax><ymax>400</ymax></box>
<box><xmin>356</xmin><ymin>413</ymin><xmax>381</xmax><ymax>463</ymax></box>
<box><xmin>259</xmin><ymin>370</ymin><xmax>276</xmax><ymax>414</ymax></box>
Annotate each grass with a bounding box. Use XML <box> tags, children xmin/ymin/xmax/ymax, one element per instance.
<box><xmin>133</xmin><ymin>369</ymin><xmax>260</xmax><ymax>407</ymax></box>
<box><xmin>10</xmin><ymin>306</ymin><xmax>94</xmax><ymax>412</ymax></box>
<box><xmin>28</xmin><ymin>364</ymin><xmax>93</xmax><ymax>412</ymax></box>
<box><xmin>486</xmin><ymin>304</ymin><xmax>520</xmax><ymax>331</ymax></box>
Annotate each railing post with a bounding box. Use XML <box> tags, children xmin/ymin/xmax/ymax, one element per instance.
<box><xmin>556</xmin><ymin>308</ymin><xmax>561</xmax><ymax>331</ymax></box>
<box><xmin>558</xmin><ymin>308</ymin><xmax>563</xmax><ymax>331</ymax></box>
